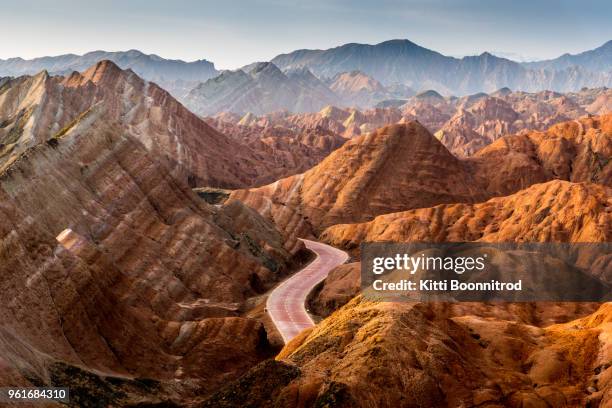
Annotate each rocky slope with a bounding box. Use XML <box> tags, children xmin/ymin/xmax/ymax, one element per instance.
<box><xmin>220</xmin><ymin>178</ymin><xmax>611</xmax><ymax>408</ymax></box>
<box><xmin>435</xmin><ymin>97</ymin><xmax>524</xmax><ymax>156</ymax></box>
<box><xmin>583</xmin><ymin>88</ymin><xmax>612</xmax><ymax>115</ymax></box>
<box><xmin>0</xmin><ymin>61</ymin><xmax>307</xmax><ymax>405</ymax></box>
<box><xmin>322</xmin><ymin>180</ymin><xmax>611</xmax><ymax>250</ymax></box>
<box><xmin>229</xmin><ymin>122</ymin><xmax>487</xmax><ymax>248</ymax></box>
<box><xmin>313</xmin><ymin>179</ymin><xmax>610</xmax><ymax>316</ymax></box>
<box><xmin>226</xmin><ymin>114</ymin><xmax>611</xmax><ymax>334</ymax></box>
<box><xmin>471</xmin><ymin>113</ymin><xmax>612</xmax><ymax>194</ymax></box>
<box><xmin>308</xmin><ymin>263</ymin><xmax>361</xmax><ymax>317</ymax></box>
<box><xmin>228</xmin><ymin>299</ymin><xmax>611</xmax><ymax>407</ymax></box>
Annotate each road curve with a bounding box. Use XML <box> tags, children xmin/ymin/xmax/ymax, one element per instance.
<box><xmin>267</xmin><ymin>239</ymin><xmax>349</xmax><ymax>343</ymax></box>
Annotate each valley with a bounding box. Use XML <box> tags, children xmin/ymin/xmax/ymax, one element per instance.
<box><xmin>0</xmin><ymin>28</ymin><xmax>611</xmax><ymax>408</ymax></box>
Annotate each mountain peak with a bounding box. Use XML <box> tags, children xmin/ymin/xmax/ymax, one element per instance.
<box><xmin>492</xmin><ymin>86</ymin><xmax>512</xmax><ymax>96</ymax></box>
<box><xmin>231</xmin><ymin>119</ymin><xmax>483</xmax><ymax>234</ymax></box>
<box><xmin>378</xmin><ymin>39</ymin><xmax>419</xmax><ymax>47</ymax></box>
<box><xmin>346</xmin><ymin>70</ymin><xmax>368</xmax><ymax>77</ymax></box>
<box><xmin>81</xmin><ymin>60</ymin><xmax>124</xmax><ymax>84</ymax></box>
<box><xmin>249</xmin><ymin>62</ymin><xmax>286</xmax><ymax>80</ymax></box>
<box><xmin>34</xmin><ymin>69</ymin><xmax>50</xmax><ymax>79</ymax></box>
<box><xmin>125</xmin><ymin>49</ymin><xmax>146</xmax><ymax>57</ymax></box>
<box><xmin>0</xmin><ymin>51</ymin><xmax>219</xmax><ymax>96</ymax></box>
<box><xmin>329</xmin><ymin>70</ymin><xmax>385</xmax><ymax>95</ymax></box>
<box><xmin>415</xmin><ymin>89</ymin><xmax>444</xmax><ymax>99</ymax></box>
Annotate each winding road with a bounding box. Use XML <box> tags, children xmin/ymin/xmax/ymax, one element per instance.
<box><xmin>266</xmin><ymin>239</ymin><xmax>349</xmax><ymax>343</ymax></box>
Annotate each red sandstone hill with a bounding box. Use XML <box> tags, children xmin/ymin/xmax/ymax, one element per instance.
<box><xmin>0</xmin><ymin>60</ymin><xmax>303</xmax><ymax>188</ymax></box>
<box><xmin>207</xmin><ymin>88</ymin><xmax>611</xmax><ymax>160</ymax></box>
<box><xmin>311</xmin><ymin>116</ymin><xmax>611</xmax><ymax>315</ymax></box>
<box><xmin>327</xmin><ymin>70</ymin><xmax>391</xmax><ymax>108</ymax></box>
<box><xmin>215</xmin><ymin>114</ymin><xmax>611</xmax><ymax>407</ymax></box>
<box><xmin>322</xmin><ymin>180</ymin><xmax>610</xmax><ymax>248</ymax></box>
<box><xmin>202</xmin><ymin>296</ymin><xmax>611</xmax><ymax>407</ymax></box>
<box><xmin>229</xmin><ymin>122</ymin><xmax>487</xmax><ymax>249</ymax></box>
<box><xmin>259</xmin><ymin>299</ymin><xmax>612</xmax><ymax>407</ymax></box>
<box><xmin>205</xmin><ymin>115</ymin><xmax>346</xmax><ymax>182</ymax></box>
<box><xmin>312</xmin><ymin>180</ymin><xmax>611</xmax><ymax>315</ymax></box>
<box><xmin>471</xmin><ymin>114</ymin><xmax>612</xmax><ymax>194</ymax></box>
<box><xmin>2</xmin><ymin>61</ymin><xmax>611</xmax><ymax>407</ymax></box>
<box><xmin>0</xmin><ymin>61</ymin><xmax>308</xmax><ymax>405</ymax></box>
<box><xmin>214</xmin><ymin>178</ymin><xmax>611</xmax><ymax>408</ymax></box>
<box><xmin>229</xmin><ymin>115</ymin><xmax>612</xmax><ymax>249</ymax></box>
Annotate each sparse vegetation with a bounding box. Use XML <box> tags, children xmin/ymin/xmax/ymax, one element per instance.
<box><xmin>53</xmin><ymin>107</ymin><xmax>93</xmax><ymax>139</ymax></box>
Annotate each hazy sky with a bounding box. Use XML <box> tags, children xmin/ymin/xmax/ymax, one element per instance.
<box><xmin>1</xmin><ymin>0</ymin><xmax>611</xmax><ymax>69</ymax></box>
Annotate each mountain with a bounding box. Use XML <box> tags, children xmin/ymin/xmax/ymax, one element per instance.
<box><xmin>185</xmin><ymin>65</ymin><xmax>418</xmax><ymax>115</ymax></box>
<box><xmin>434</xmin><ymin>97</ymin><xmax>516</xmax><ymax>157</ymax></box>
<box><xmin>323</xmin><ymin>180</ymin><xmax>611</xmax><ymax>248</ymax></box>
<box><xmin>208</xmin><ymin>87</ymin><xmax>610</xmax><ymax>157</ymax></box>
<box><xmin>471</xmin><ymin>113</ymin><xmax>612</xmax><ymax>192</ymax></box>
<box><xmin>287</xmin><ymin>180</ymin><xmax>611</xmax><ymax>406</ymax></box>
<box><xmin>0</xmin><ymin>49</ymin><xmax>219</xmax><ymax>98</ymax></box>
<box><xmin>205</xmin><ymin>113</ymin><xmax>347</xmax><ymax>181</ymax></box>
<box><xmin>271</xmin><ymin>39</ymin><xmax>612</xmax><ymax>95</ymax></box>
<box><xmin>327</xmin><ymin>70</ymin><xmax>413</xmax><ymax>108</ymax></box>
<box><xmin>184</xmin><ymin>62</ymin><xmax>340</xmax><ymax>115</ymax></box>
<box><xmin>272</xmin><ymin>39</ymin><xmax>453</xmax><ymax>85</ymax></box>
<box><xmin>0</xmin><ymin>61</ymin><xmax>326</xmax><ymax>188</ymax></box>
<box><xmin>228</xmin><ymin>122</ymin><xmax>489</xmax><ymax>248</ymax></box>
<box><xmin>314</xmin><ymin>114</ymin><xmax>611</xmax><ymax>312</ymax></box>
<box><xmin>211</xmin><ymin>115</ymin><xmax>611</xmax><ymax>407</ymax></box>
<box><xmin>2</xmin><ymin>57</ymin><xmax>611</xmax><ymax>406</ymax></box>
<box><xmin>230</xmin><ymin>114</ymin><xmax>611</xmax><ymax>250</ymax></box>
<box><xmin>429</xmin><ymin>88</ymin><xmax>612</xmax><ymax>156</ymax></box>
<box><xmin>0</xmin><ymin>61</ymin><xmax>313</xmax><ymax>404</ymax></box>
<box><xmin>284</xmin><ymin>66</ymin><xmax>339</xmax><ymax>102</ymax></box>
<box><xmin>6</xmin><ymin>40</ymin><xmax>610</xmax><ymax>115</ymax></box>
<box><xmin>3</xmin><ymin>40</ymin><xmax>612</xmax><ymax>105</ymax></box>
<box><xmin>524</xmin><ymin>40</ymin><xmax>612</xmax><ymax>73</ymax></box>
<box><xmin>217</xmin><ymin>298</ymin><xmax>611</xmax><ymax>407</ymax></box>
<box><xmin>0</xmin><ymin>62</ymin><xmax>242</xmax><ymax>187</ymax></box>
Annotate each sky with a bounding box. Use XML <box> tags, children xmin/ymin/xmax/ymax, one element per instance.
<box><xmin>1</xmin><ymin>0</ymin><xmax>611</xmax><ymax>69</ymax></box>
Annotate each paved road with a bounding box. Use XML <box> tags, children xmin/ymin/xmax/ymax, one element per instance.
<box><xmin>573</xmin><ymin>119</ymin><xmax>585</xmax><ymax>136</ymax></box>
<box><xmin>266</xmin><ymin>239</ymin><xmax>349</xmax><ymax>343</ymax></box>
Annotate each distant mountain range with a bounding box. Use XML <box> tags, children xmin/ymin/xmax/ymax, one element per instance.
<box><xmin>271</xmin><ymin>39</ymin><xmax>612</xmax><ymax>95</ymax></box>
<box><xmin>0</xmin><ymin>49</ymin><xmax>219</xmax><ymax>97</ymax></box>
<box><xmin>1</xmin><ymin>40</ymin><xmax>611</xmax><ymax>114</ymax></box>
<box><xmin>523</xmin><ymin>40</ymin><xmax>612</xmax><ymax>72</ymax></box>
